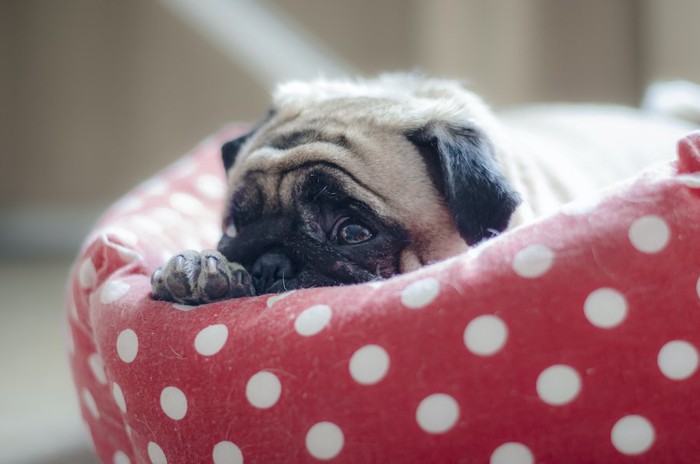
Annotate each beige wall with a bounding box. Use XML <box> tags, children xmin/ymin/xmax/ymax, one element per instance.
<box><xmin>2</xmin><ymin>0</ymin><xmax>699</xmax><ymax>254</ymax></box>
<box><xmin>2</xmin><ymin>0</ymin><xmax>268</xmax><ymax>206</ymax></box>
<box><xmin>641</xmin><ymin>0</ymin><xmax>700</xmax><ymax>82</ymax></box>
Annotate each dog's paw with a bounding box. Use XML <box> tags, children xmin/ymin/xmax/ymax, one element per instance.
<box><xmin>151</xmin><ymin>250</ymin><xmax>255</xmax><ymax>305</ymax></box>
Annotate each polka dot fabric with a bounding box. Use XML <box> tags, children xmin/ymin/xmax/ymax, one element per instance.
<box><xmin>66</xmin><ymin>129</ymin><xmax>700</xmax><ymax>463</ymax></box>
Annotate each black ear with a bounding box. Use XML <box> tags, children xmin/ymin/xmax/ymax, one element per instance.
<box><xmin>406</xmin><ymin>124</ymin><xmax>521</xmax><ymax>245</ymax></box>
<box><xmin>222</xmin><ymin>132</ymin><xmax>253</xmax><ymax>171</ymax></box>
<box><xmin>222</xmin><ymin>109</ymin><xmax>276</xmax><ymax>171</ymax></box>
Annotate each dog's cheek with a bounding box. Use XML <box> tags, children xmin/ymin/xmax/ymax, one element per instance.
<box><xmin>297</xmin><ymin>270</ymin><xmax>339</xmax><ymax>289</ymax></box>
<box><xmin>399</xmin><ymin>249</ymin><xmax>422</xmax><ymax>273</ymax></box>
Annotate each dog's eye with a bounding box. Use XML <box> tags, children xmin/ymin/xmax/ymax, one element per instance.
<box><xmin>333</xmin><ymin>218</ymin><xmax>373</xmax><ymax>245</ymax></box>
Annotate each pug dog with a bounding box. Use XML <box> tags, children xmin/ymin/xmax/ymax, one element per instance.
<box><xmin>151</xmin><ymin>74</ymin><xmax>695</xmax><ymax>305</ymax></box>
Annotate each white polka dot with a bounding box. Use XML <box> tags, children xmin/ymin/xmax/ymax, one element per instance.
<box><xmin>416</xmin><ymin>393</ymin><xmax>460</xmax><ymax>434</ymax></box>
<box><xmin>628</xmin><ymin>215</ymin><xmax>670</xmax><ymax>253</ymax></box>
<box><xmin>88</xmin><ymin>353</ymin><xmax>107</xmax><ymax>384</ymax></box>
<box><xmin>536</xmin><ymin>364</ymin><xmax>582</xmax><ymax>406</ymax></box>
<box><xmin>196</xmin><ymin>174</ymin><xmax>226</xmax><ymax>198</ymax></box>
<box><xmin>463</xmin><ymin>315</ymin><xmax>508</xmax><ymax>356</ymax></box>
<box><xmin>212</xmin><ymin>441</ymin><xmax>243</xmax><ymax>464</ymax></box>
<box><xmin>194</xmin><ymin>324</ymin><xmax>229</xmax><ymax>356</ymax></box>
<box><xmin>100</xmin><ymin>280</ymin><xmax>130</xmax><ymax>305</ymax></box>
<box><xmin>79</xmin><ymin>258</ymin><xmax>97</xmax><ymax>289</ymax></box>
<box><xmin>128</xmin><ymin>215</ymin><xmax>163</xmax><ymax>235</ymax></box>
<box><xmin>512</xmin><ymin>244</ymin><xmax>554</xmax><ymax>278</ymax></box>
<box><xmin>172</xmin><ymin>303</ymin><xmax>196</xmax><ymax>312</ymax></box>
<box><xmin>657</xmin><ymin>340</ymin><xmax>699</xmax><ymax>380</ymax></box>
<box><xmin>160</xmin><ymin>386</ymin><xmax>188</xmax><ymax>420</ymax></box>
<box><xmin>246</xmin><ymin>371</ymin><xmax>282</xmax><ymax>409</ymax></box>
<box><xmin>112</xmin><ymin>383</ymin><xmax>126</xmax><ymax>413</ymax></box>
<box><xmin>583</xmin><ymin>288</ymin><xmax>628</xmax><ymax>329</ymax></box>
<box><xmin>169</xmin><ymin>192</ymin><xmax>203</xmax><ymax>215</ymax></box>
<box><xmin>400</xmin><ymin>278</ymin><xmax>440</xmax><ymax>309</ymax></box>
<box><xmin>116</xmin><ymin>329</ymin><xmax>138</xmax><ymax>363</ymax></box>
<box><xmin>490</xmin><ymin>442</ymin><xmax>535</xmax><ymax>464</ymax></box>
<box><xmin>150</xmin><ymin>207</ymin><xmax>182</xmax><ymax>227</ymax></box>
<box><xmin>267</xmin><ymin>290</ymin><xmax>295</xmax><ymax>308</ymax></box>
<box><xmin>349</xmin><ymin>345</ymin><xmax>390</xmax><ymax>385</ymax></box>
<box><xmin>305</xmin><ymin>422</ymin><xmax>344</xmax><ymax>460</ymax></box>
<box><xmin>294</xmin><ymin>304</ymin><xmax>332</xmax><ymax>336</ymax></box>
<box><xmin>147</xmin><ymin>442</ymin><xmax>167</xmax><ymax>464</ymax></box>
<box><xmin>696</xmin><ymin>275</ymin><xmax>700</xmax><ymax>301</ymax></box>
<box><xmin>113</xmin><ymin>451</ymin><xmax>131</xmax><ymax>464</ymax></box>
<box><xmin>82</xmin><ymin>388</ymin><xmax>99</xmax><ymax>419</ymax></box>
<box><xmin>611</xmin><ymin>415</ymin><xmax>655</xmax><ymax>455</ymax></box>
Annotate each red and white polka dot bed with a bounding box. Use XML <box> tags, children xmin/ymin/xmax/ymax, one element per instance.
<box><xmin>66</xmin><ymin>128</ymin><xmax>700</xmax><ymax>463</ymax></box>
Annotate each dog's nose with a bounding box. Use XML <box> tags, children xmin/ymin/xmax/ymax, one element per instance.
<box><xmin>251</xmin><ymin>251</ymin><xmax>296</xmax><ymax>294</ymax></box>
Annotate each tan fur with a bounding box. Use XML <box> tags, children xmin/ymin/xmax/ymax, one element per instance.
<box><xmin>226</xmin><ymin>74</ymin><xmax>696</xmax><ymax>269</ymax></box>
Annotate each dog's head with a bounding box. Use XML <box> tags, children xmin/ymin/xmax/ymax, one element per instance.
<box><xmin>217</xmin><ymin>74</ymin><xmax>521</xmax><ymax>294</ymax></box>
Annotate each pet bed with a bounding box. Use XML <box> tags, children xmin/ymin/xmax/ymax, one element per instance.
<box><xmin>66</xmin><ymin>127</ymin><xmax>700</xmax><ymax>463</ymax></box>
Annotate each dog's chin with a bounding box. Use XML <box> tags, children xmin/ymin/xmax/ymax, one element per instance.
<box><xmin>253</xmin><ymin>269</ymin><xmax>378</xmax><ymax>295</ymax></box>
<box><xmin>256</xmin><ymin>279</ymin><xmax>297</xmax><ymax>295</ymax></box>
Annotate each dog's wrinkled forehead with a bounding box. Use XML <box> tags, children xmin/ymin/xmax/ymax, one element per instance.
<box><xmin>228</xmin><ymin>74</ymin><xmax>499</xmax><ymax>205</ymax></box>
<box><xmin>231</xmin><ymin>102</ymin><xmax>426</xmax><ymax>220</ymax></box>
<box><xmin>270</xmin><ymin>73</ymin><xmax>497</xmax><ymax>129</ymax></box>
<box><xmin>221</xmin><ymin>73</ymin><xmax>522</xmax><ymax>263</ymax></box>
<box><xmin>222</xmin><ymin>74</ymin><xmax>522</xmax><ymax>248</ymax></box>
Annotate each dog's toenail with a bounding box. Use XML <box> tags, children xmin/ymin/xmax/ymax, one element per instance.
<box><xmin>206</xmin><ymin>257</ymin><xmax>219</xmax><ymax>274</ymax></box>
<box><xmin>151</xmin><ymin>268</ymin><xmax>163</xmax><ymax>284</ymax></box>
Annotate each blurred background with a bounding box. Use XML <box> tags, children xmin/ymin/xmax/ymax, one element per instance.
<box><xmin>1</xmin><ymin>0</ymin><xmax>698</xmax><ymax>462</ymax></box>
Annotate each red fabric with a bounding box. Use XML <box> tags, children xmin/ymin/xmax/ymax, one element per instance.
<box><xmin>67</xmin><ymin>129</ymin><xmax>700</xmax><ymax>463</ymax></box>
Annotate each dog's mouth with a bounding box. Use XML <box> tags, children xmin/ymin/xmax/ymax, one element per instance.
<box><xmin>251</xmin><ymin>255</ymin><xmax>380</xmax><ymax>295</ymax></box>
<box><xmin>253</xmin><ymin>270</ymin><xmax>364</xmax><ymax>294</ymax></box>
<box><xmin>218</xmin><ymin>234</ymin><xmax>380</xmax><ymax>295</ymax></box>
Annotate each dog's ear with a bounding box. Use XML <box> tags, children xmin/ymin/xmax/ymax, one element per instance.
<box><xmin>222</xmin><ymin>109</ymin><xmax>276</xmax><ymax>171</ymax></box>
<box><xmin>222</xmin><ymin>132</ymin><xmax>253</xmax><ymax>171</ymax></box>
<box><xmin>406</xmin><ymin>124</ymin><xmax>521</xmax><ymax>245</ymax></box>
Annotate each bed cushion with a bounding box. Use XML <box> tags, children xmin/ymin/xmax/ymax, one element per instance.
<box><xmin>66</xmin><ymin>128</ymin><xmax>700</xmax><ymax>463</ymax></box>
